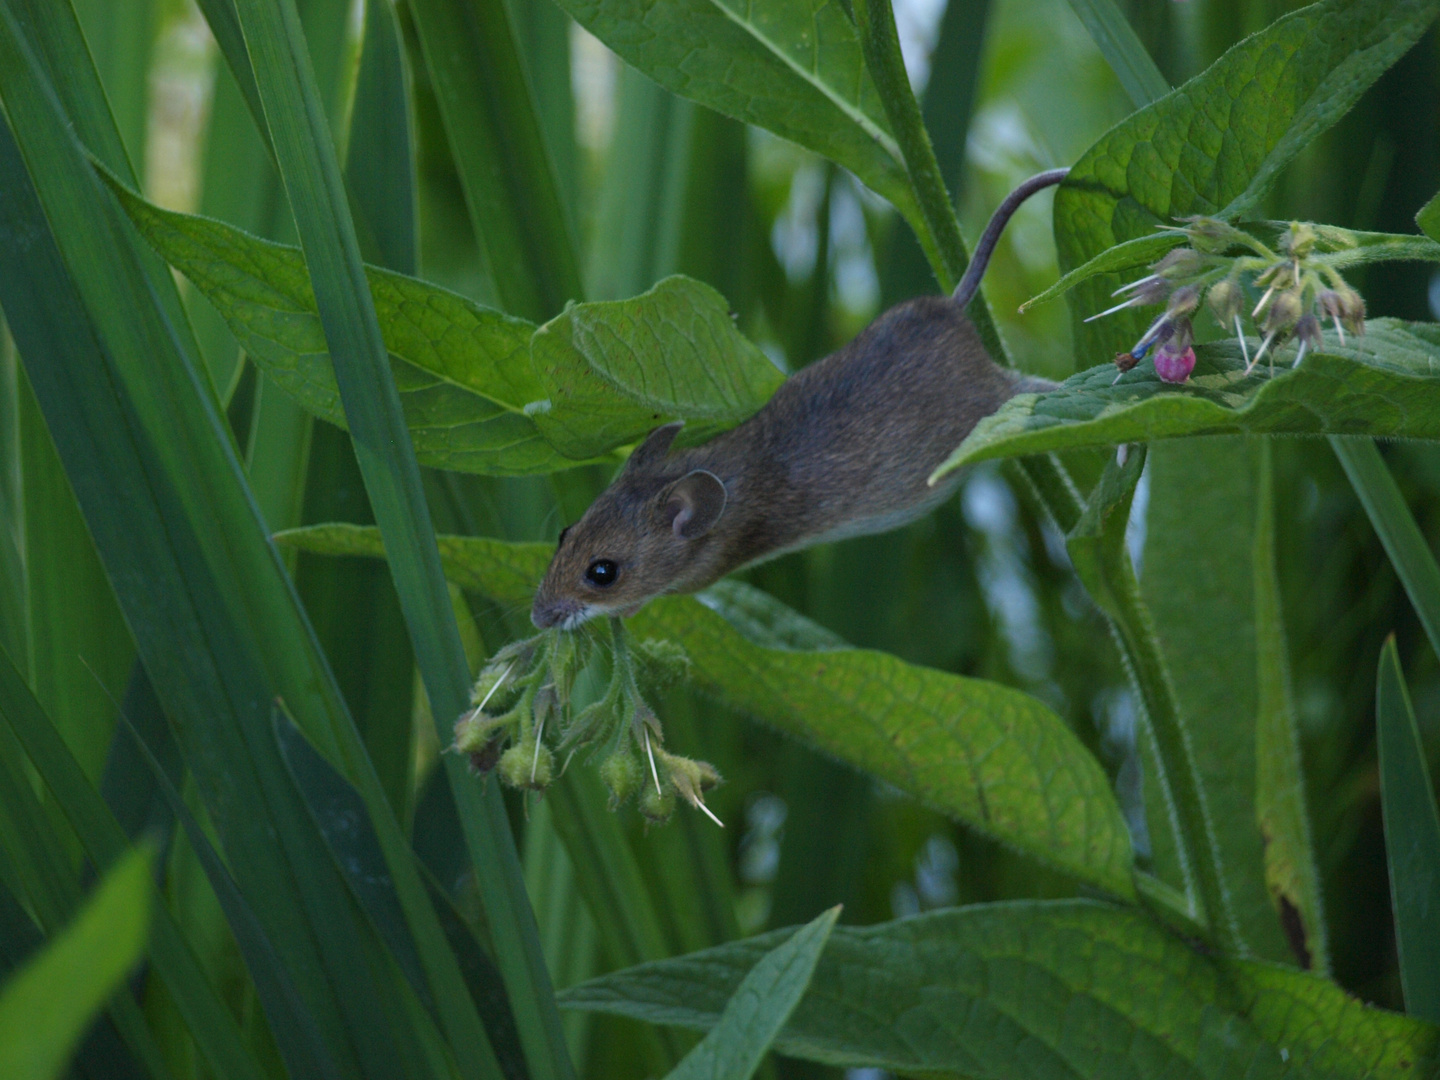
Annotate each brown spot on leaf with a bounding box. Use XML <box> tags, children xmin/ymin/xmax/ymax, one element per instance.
<box><xmin>1278</xmin><ymin>895</ymin><xmax>1311</xmax><ymax>970</ymax></box>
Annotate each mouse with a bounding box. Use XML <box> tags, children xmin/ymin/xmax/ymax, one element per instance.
<box><xmin>531</xmin><ymin>168</ymin><xmax>1069</xmax><ymax>630</ymax></box>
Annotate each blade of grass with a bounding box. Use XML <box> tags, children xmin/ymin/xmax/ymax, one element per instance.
<box><xmin>0</xmin><ymin>646</ymin><xmax>271</xmax><ymax>1080</ymax></box>
<box><xmin>225</xmin><ymin>0</ymin><xmax>574</xmax><ymax>1074</ymax></box>
<box><xmin>663</xmin><ymin>907</ymin><xmax>838</xmax><ymax>1080</ymax></box>
<box><xmin>1376</xmin><ymin>637</ymin><xmax>1440</xmax><ymax>1023</ymax></box>
<box><xmin>0</xmin><ymin>721</ymin><xmax>174</xmax><ymax>1080</ymax></box>
<box><xmin>114</xmin><ymin>708</ymin><xmax>347</xmax><ymax>1080</ymax></box>
<box><xmin>1332</xmin><ymin>437</ymin><xmax>1440</xmax><ymax>666</ymax></box>
<box><xmin>0</xmin><ymin>846</ymin><xmax>152</xmax><ymax>1080</ymax></box>
<box><xmin>1063</xmin><ymin>0</ymin><xmax>1170</xmax><ymax>108</ymax></box>
<box><xmin>0</xmin><ymin>21</ymin><xmax>496</xmax><ymax>1079</ymax></box>
<box><xmin>404</xmin><ymin>0</ymin><xmax>581</xmax><ymax>320</ymax></box>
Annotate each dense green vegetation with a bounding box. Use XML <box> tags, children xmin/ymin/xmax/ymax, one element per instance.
<box><xmin>3</xmin><ymin>0</ymin><xmax>1440</xmax><ymax>1076</ymax></box>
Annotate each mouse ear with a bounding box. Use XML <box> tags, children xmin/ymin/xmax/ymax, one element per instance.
<box><xmin>626</xmin><ymin>421</ymin><xmax>684</xmax><ymax>472</ymax></box>
<box><xmin>663</xmin><ymin>469</ymin><xmax>727</xmax><ymax>540</ymax></box>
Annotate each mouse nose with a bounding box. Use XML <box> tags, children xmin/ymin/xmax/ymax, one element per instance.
<box><xmin>531</xmin><ymin>594</ymin><xmax>579</xmax><ymax>630</ymax></box>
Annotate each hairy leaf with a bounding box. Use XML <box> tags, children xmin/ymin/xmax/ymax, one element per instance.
<box><xmin>107</xmin><ymin>179</ymin><xmax>778</xmax><ymax>475</ymax></box>
<box><xmin>275</xmin><ymin>525</ymin><xmax>1137</xmax><ymax>898</ymax></box>
<box><xmin>938</xmin><ymin>322</ymin><xmax>1440</xmax><ymax>471</ymax></box>
<box><xmin>560</xmin><ymin>900</ymin><xmax>1440</xmax><ymax>1079</ymax></box>
<box><xmin>1054</xmin><ymin>0</ymin><xmax>1440</xmax><ymax>363</ymax></box>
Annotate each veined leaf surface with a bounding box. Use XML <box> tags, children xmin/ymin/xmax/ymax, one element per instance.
<box><xmin>938</xmin><ymin>323</ymin><xmax>1440</xmax><ymax>471</ymax></box>
<box><xmin>275</xmin><ymin>524</ymin><xmax>1136</xmax><ymax>898</ymax></box>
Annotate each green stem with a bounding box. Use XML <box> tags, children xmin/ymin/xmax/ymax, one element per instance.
<box><xmin>860</xmin><ymin>0</ymin><xmax>1234</xmax><ymax>947</ymax></box>
<box><xmin>1014</xmin><ymin>450</ymin><xmax>1238</xmax><ymax>950</ymax></box>
<box><xmin>852</xmin><ymin>0</ymin><xmax>966</xmax><ymax>291</ymax></box>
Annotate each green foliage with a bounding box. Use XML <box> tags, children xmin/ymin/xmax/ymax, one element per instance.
<box><xmin>278</xmin><ymin>523</ymin><xmax>1136</xmax><ymax>896</ymax></box>
<box><xmin>664</xmin><ymin>907</ymin><xmax>837</xmax><ymax>1080</ymax></box>
<box><xmin>561</xmin><ymin>901</ymin><xmax>1440</xmax><ymax>1078</ymax></box>
<box><xmin>1376</xmin><ymin>641</ymin><xmax>1440</xmax><ymax>1023</ymax></box>
<box><xmin>109</xmin><ymin>181</ymin><xmax>779</xmax><ymax>473</ymax></box>
<box><xmin>0</xmin><ymin>847</ymin><xmax>152</xmax><ymax>1080</ymax></box>
<box><xmin>3</xmin><ymin>0</ymin><xmax>1440</xmax><ymax>1076</ymax></box>
<box><xmin>941</xmin><ymin>322</ymin><xmax>1440</xmax><ymax>468</ymax></box>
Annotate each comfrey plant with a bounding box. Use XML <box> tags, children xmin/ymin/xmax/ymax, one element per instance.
<box><xmin>451</xmin><ymin>620</ymin><xmax>722</xmax><ymax>826</ymax></box>
<box><xmin>1089</xmin><ymin>218</ymin><xmax>1367</xmax><ymax>384</ymax></box>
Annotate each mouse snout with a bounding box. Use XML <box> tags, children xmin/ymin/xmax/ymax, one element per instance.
<box><xmin>531</xmin><ymin>593</ymin><xmax>587</xmax><ymax>631</ymax></box>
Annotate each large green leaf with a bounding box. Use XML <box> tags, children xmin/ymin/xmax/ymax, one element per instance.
<box><xmin>1376</xmin><ymin>639</ymin><xmax>1440</xmax><ymax>1023</ymax></box>
<box><xmin>559</xmin><ymin>900</ymin><xmax>1440</xmax><ymax>1079</ymax></box>
<box><xmin>107</xmin><ymin>181</ymin><xmax>781</xmax><ymax>474</ymax></box>
<box><xmin>529</xmin><ymin>281</ymin><xmax>784</xmax><ymax>458</ymax></box>
<box><xmin>937</xmin><ymin>323</ymin><xmax>1440</xmax><ymax>471</ymax></box>
<box><xmin>1054</xmin><ymin>0</ymin><xmax>1440</xmax><ymax>363</ymax></box>
<box><xmin>665</xmin><ymin>907</ymin><xmax>837</xmax><ymax>1080</ymax></box>
<box><xmin>274</xmin><ymin>524</ymin><xmax>1137</xmax><ymax>899</ymax></box>
<box><xmin>1140</xmin><ymin>439</ymin><xmax>1310</xmax><ymax>965</ymax></box>
<box><xmin>0</xmin><ymin>847</ymin><xmax>151</xmax><ymax>1080</ymax></box>
<box><xmin>551</xmin><ymin>0</ymin><xmax>914</xmax><ymax>221</ymax></box>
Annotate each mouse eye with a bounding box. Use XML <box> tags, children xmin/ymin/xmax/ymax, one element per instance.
<box><xmin>584</xmin><ymin>559</ymin><xmax>619</xmax><ymax>587</ymax></box>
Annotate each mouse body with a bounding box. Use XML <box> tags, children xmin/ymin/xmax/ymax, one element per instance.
<box><xmin>532</xmin><ymin>170</ymin><xmax>1068</xmax><ymax>630</ymax></box>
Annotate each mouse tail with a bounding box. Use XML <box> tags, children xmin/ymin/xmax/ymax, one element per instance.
<box><xmin>951</xmin><ymin>167</ymin><xmax>1070</xmax><ymax>309</ymax></box>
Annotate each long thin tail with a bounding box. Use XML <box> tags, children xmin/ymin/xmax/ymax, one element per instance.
<box><xmin>951</xmin><ymin>167</ymin><xmax>1070</xmax><ymax>309</ymax></box>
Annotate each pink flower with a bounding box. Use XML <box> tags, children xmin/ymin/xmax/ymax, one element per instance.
<box><xmin>1154</xmin><ymin>342</ymin><xmax>1196</xmax><ymax>384</ymax></box>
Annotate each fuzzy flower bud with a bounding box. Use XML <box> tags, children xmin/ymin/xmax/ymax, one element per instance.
<box><xmin>1165</xmin><ymin>285</ymin><xmax>1200</xmax><ymax>319</ymax></box>
<box><xmin>1152</xmin><ymin>246</ymin><xmax>1204</xmax><ymax>280</ymax></box>
<box><xmin>1279</xmin><ymin>222</ymin><xmax>1317</xmax><ymax>259</ymax></box>
<box><xmin>1337</xmin><ymin>287</ymin><xmax>1366</xmax><ymax>336</ymax></box>
<box><xmin>1262</xmin><ymin>289</ymin><xmax>1303</xmax><ymax>335</ymax></box>
<box><xmin>1294</xmin><ymin>312</ymin><xmax>1323</xmax><ymax>352</ymax></box>
<box><xmin>499</xmin><ymin>740</ymin><xmax>554</xmax><ymax>791</ymax></box>
<box><xmin>639</xmin><ymin>782</ymin><xmax>676</xmax><ymax>825</ymax></box>
<box><xmin>1206</xmin><ymin>279</ymin><xmax>1243</xmax><ymax>325</ymax></box>
<box><xmin>1181</xmin><ymin>216</ymin><xmax>1245</xmax><ymax>255</ymax></box>
<box><xmin>599</xmin><ymin>749</ymin><xmax>643</xmax><ymax>806</ymax></box>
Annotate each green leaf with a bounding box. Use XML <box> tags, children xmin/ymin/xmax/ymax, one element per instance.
<box><xmin>938</xmin><ymin>322</ymin><xmax>1440</xmax><ymax>471</ymax></box>
<box><xmin>274</xmin><ymin>525</ymin><xmax>1138</xmax><ymax>899</ymax></box>
<box><xmin>665</xmin><ymin>907</ymin><xmax>838</xmax><ymax>1080</ymax></box>
<box><xmin>1252</xmin><ymin>442</ymin><xmax>1328</xmax><ymax>973</ymax></box>
<box><xmin>404</xmin><ymin>0</ymin><xmax>581</xmax><ymax>320</ymax></box>
<box><xmin>0</xmin><ymin>646</ymin><xmax>269</xmax><ymax>1080</ymax></box>
<box><xmin>106</xmin><ymin>179</ymin><xmax>781</xmax><ymax>474</ymax></box>
<box><xmin>225</xmin><ymin>0</ymin><xmax>574</xmax><ymax>1072</ymax></box>
<box><xmin>0</xmin><ymin>846</ymin><xmax>151</xmax><ymax>1080</ymax></box>
<box><xmin>560</xmin><ymin>900</ymin><xmax>1440</xmax><ymax>1079</ymax></box>
<box><xmin>551</xmin><ymin>0</ymin><xmax>915</xmax><ymax>221</ymax></box>
<box><xmin>1061</xmin><ymin>0</ymin><xmax>1169</xmax><ymax>108</ymax></box>
<box><xmin>1376</xmin><ymin>638</ymin><xmax>1440</xmax><ymax>1023</ymax></box>
<box><xmin>529</xmin><ymin>277</ymin><xmax>784</xmax><ymax>459</ymax></box>
<box><xmin>1055</xmin><ymin>0</ymin><xmax>1440</xmax><ymax>363</ymax></box>
<box><xmin>1140</xmin><ymin>439</ymin><xmax>1310</xmax><ymax>964</ymax></box>
<box><xmin>1419</xmin><ymin>190</ymin><xmax>1440</xmax><ymax>244</ymax></box>
<box><xmin>1332</xmin><ymin>437</ymin><xmax>1440</xmax><ymax>670</ymax></box>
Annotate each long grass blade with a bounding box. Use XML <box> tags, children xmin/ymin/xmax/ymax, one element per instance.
<box><xmin>0</xmin><ymin>647</ymin><xmax>270</xmax><ymax>1080</ymax></box>
<box><xmin>225</xmin><ymin>0</ymin><xmax>574</xmax><ymax>1074</ymax></box>
<box><xmin>1376</xmin><ymin>638</ymin><xmax>1440</xmax><ymax>1023</ymax></box>
<box><xmin>1332</xmin><ymin>437</ymin><xmax>1440</xmax><ymax>666</ymax></box>
<box><xmin>1064</xmin><ymin>0</ymin><xmax>1171</xmax><ymax>108</ymax></box>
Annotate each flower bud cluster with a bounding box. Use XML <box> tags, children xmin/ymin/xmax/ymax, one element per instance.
<box><xmin>451</xmin><ymin>621</ymin><xmax>722</xmax><ymax>826</ymax></box>
<box><xmin>1091</xmin><ymin>217</ymin><xmax>1368</xmax><ymax>384</ymax></box>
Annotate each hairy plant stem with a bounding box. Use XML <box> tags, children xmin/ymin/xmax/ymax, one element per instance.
<box><xmin>855</xmin><ymin>0</ymin><xmax>1236</xmax><ymax>946</ymax></box>
<box><xmin>852</xmin><ymin>0</ymin><xmax>966</xmax><ymax>290</ymax></box>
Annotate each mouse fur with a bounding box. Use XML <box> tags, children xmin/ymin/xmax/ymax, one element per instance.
<box><xmin>531</xmin><ymin>294</ymin><xmax>1055</xmax><ymax>629</ymax></box>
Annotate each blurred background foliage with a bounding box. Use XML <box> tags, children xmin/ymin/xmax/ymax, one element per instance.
<box><xmin>1</xmin><ymin>0</ymin><xmax>1438</xmax><ymax>1074</ymax></box>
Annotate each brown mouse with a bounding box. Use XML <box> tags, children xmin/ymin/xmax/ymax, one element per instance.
<box><xmin>532</xmin><ymin>169</ymin><xmax>1069</xmax><ymax>630</ymax></box>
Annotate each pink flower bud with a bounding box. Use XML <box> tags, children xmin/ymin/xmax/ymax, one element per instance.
<box><xmin>1154</xmin><ymin>341</ymin><xmax>1196</xmax><ymax>384</ymax></box>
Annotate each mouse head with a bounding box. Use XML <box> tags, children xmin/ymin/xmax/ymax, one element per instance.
<box><xmin>532</xmin><ymin>423</ymin><xmax>729</xmax><ymax>629</ymax></box>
